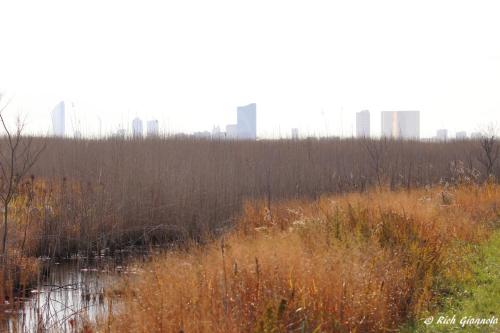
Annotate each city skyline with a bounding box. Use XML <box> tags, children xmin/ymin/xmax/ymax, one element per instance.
<box><xmin>3</xmin><ymin>96</ymin><xmax>498</xmax><ymax>139</ymax></box>
<box><xmin>43</xmin><ymin>100</ymin><xmax>494</xmax><ymax>140</ymax></box>
<box><xmin>1</xmin><ymin>1</ymin><xmax>499</xmax><ymax>138</ymax></box>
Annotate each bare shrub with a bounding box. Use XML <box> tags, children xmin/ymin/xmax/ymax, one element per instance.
<box><xmin>477</xmin><ymin>136</ymin><xmax>499</xmax><ymax>180</ymax></box>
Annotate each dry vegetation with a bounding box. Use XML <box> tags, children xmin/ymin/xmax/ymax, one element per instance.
<box><xmin>0</xmin><ymin>136</ymin><xmax>499</xmax><ymax>327</ymax></box>
<box><xmin>7</xmin><ymin>136</ymin><xmax>496</xmax><ymax>258</ymax></box>
<box><xmin>0</xmin><ymin>252</ymin><xmax>38</xmax><ymax>303</ymax></box>
<box><xmin>101</xmin><ymin>183</ymin><xmax>500</xmax><ymax>333</ymax></box>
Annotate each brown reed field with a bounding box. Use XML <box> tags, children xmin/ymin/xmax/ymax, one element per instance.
<box><xmin>8</xmin><ymin>136</ymin><xmax>496</xmax><ymax>258</ymax></box>
<box><xmin>99</xmin><ymin>182</ymin><xmax>500</xmax><ymax>332</ymax></box>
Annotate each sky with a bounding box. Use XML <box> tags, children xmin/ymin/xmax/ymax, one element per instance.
<box><xmin>1</xmin><ymin>0</ymin><xmax>499</xmax><ymax>138</ymax></box>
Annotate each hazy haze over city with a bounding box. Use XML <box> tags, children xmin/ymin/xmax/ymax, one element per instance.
<box><xmin>1</xmin><ymin>0</ymin><xmax>499</xmax><ymax>138</ymax></box>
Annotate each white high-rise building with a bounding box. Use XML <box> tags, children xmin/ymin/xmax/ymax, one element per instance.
<box><xmin>356</xmin><ymin>110</ymin><xmax>370</xmax><ymax>138</ymax></box>
<box><xmin>147</xmin><ymin>120</ymin><xmax>159</xmax><ymax>137</ymax></box>
<box><xmin>291</xmin><ymin>128</ymin><xmax>299</xmax><ymax>140</ymax></box>
<box><xmin>436</xmin><ymin>129</ymin><xmax>448</xmax><ymax>141</ymax></box>
<box><xmin>381</xmin><ymin>111</ymin><xmax>420</xmax><ymax>139</ymax></box>
<box><xmin>132</xmin><ymin>117</ymin><xmax>143</xmax><ymax>138</ymax></box>
<box><xmin>456</xmin><ymin>131</ymin><xmax>467</xmax><ymax>139</ymax></box>
<box><xmin>51</xmin><ymin>101</ymin><xmax>65</xmax><ymax>137</ymax></box>
<box><xmin>237</xmin><ymin>103</ymin><xmax>257</xmax><ymax>140</ymax></box>
<box><xmin>225</xmin><ymin>124</ymin><xmax>238</xmax><ymax>139</ymax></box>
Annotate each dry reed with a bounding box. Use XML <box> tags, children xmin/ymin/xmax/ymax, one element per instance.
<box><xmin>6</xmin><ymin>136</ymin><xmax>495</xmax><ymax>257</ymax></box>
<box><xmin>100</xmin><ymin>183</ymin><xmax>500</xmax><ymax>332</ymax></box>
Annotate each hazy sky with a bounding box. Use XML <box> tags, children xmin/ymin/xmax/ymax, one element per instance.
<box><xmin>1</xmin><ymin>0</ymin><xmax>499</xmax><ymax>138</ymax></box>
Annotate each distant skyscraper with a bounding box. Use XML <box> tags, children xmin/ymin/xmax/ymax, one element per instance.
<box><xmin>237</xmin><ymin>103</ymin><xmax>257</xmax><ymax>140</ymax></box>
<box><xmin>132</xmin><ymin>117</ymin><xmax>143</xmax><ymax>138</ymax></box>
<box><xmin>147</xmin><ymin>120</ymin><xmax>159</xmax><ymax>137</ymax></box>
<box><xmin>356</xmin><ymin>110</ymin><xmax>370</xmax><ymax>138</ymax></box>
<box><xmin>291</xmin><ymin>128</ymin><xmax>299</xmax><ymax>140</ymax></box>
<box><xmin>381</xmin><ymin>111</ymin><xmax>420</xmax><ymax>139</ymax></box>
<box><xmin>51</xmin><ymin>101</ymin><xmax>65</xmax><ymax>137</ymax></box>
<box><xmin>226</xmin><ymin>124</ymin><xmax>238</xmax><ymax>139</ymax></box>
<box><xmin>456</xmin><ymin>131</ymin><xmax>467</xmax><ymax>139</ymax></box>
<box><xmin>471</xmin><ymin>132</ymin><xmax>483</xmax><ymax>139</ymax></box>
<box><xmin>436</xmin><ymin>129</ymin><xmax>448</xmax><ymax>141</ymax></box>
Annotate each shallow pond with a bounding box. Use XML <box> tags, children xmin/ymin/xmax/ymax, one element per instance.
<box><xmin>1</xmin><ymin>256</ymin><xmax>137</xmax><ymax>333</ymax></box>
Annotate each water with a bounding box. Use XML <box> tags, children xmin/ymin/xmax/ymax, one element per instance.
<box><xmin>1</xmin><ymin>258</ymin><xmax>129</xmax><ymax>333</ymax></box>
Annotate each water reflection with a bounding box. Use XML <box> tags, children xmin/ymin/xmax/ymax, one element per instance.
<box><xmin>2</xmin><ymin>260</ymin><xmax>123</xmax><ymax>333</ymax></box>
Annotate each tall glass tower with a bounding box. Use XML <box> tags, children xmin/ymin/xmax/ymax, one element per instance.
<box><xmin>51</xmin><ymin>101</ymin><xmax>65</xmax><ymax>137</ymax></box>
<box><xmin>236</xmin><ymin>103</ymin><xmax>256</xmax><ymax>140</ymax></box>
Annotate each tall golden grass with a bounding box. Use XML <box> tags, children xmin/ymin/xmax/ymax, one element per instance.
<box><xmin>100</xmin><ymin>183</ymin><xmax>500</xmax><ymax>332</ymax></box>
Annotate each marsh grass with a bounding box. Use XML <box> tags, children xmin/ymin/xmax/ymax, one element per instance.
<box><xmin>0</xmin><ymin>137</ymin><xmax>499</xmax><ymax>330</ymax></box>
<box><xmin>97</xmin><ymin>183</ymin><xmax>500</xmax><ymax>332</ymax></box>
<box><xmin>4</xmin><ymin>136</ymin><xmax>495</xmax><ymax>259</ymax></box>
<box><xmin>0</xmin><ymin>251</ymin><xmax>38</xmax><ymax>311</ymax></box>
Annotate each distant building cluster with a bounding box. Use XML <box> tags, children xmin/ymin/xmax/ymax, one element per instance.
<box><xmin>434</xmin><ymin>130</ymin><xmax>486</xmax><ymax>141</ymax></box>
<box><xmin>354</xmin><ymin>110</ymin><xmax>421</xmax><ymax>139</ymax></box>
<box><xmin>126</xmin><ymin>103</ymin><xmax>257</xmax><ymax>140</ymax></box>
<box><xmin>354</xmin><ymin>109</ymin><xmax>485</xmax><ymax>141</ymax></box>
<box><xmin>218</xmin><ymin>103</ymin><xmax>257</xmax><ymax>140</ymax></box>
<box><xmin>129</xmin><ymin>118</ymin><xmax>160</xmax><ymax>138</ymax></box>
<box><xmin>50</xmin><ymin>100</ymin><xmax>487</xmax><ymax>141</ymax></box>
<box><xmin>354</xmin><ymin>110</ymin><xmax>479</xmax><ymax>141</ymax></box>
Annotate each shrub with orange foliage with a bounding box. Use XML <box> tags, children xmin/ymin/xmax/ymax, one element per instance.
<box><xmin>100</xmin><ymin>184</ymin><xmax>500</xmax><ymax>332</ymax></box>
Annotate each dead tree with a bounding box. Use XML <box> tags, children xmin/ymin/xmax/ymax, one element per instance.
<box><xmin>0</xmin><ymin>98</ymin><xmax>45</xmax><ymax>257</ymax></box>
<box><xmin>477</xmin><ymin>136</ymin><xmax>499</xmax><ymax>180</ymax></box>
